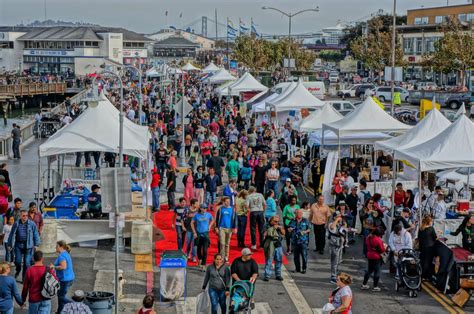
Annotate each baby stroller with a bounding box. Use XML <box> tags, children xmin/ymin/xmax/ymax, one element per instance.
<box><xmin>395</xmin><ymin>249</ymin><xmax>422</xmax><ymax>297</ymax></box>
<box><xmin>229</xmin><ymin>280</ymin><xmax>255</xmax><ymax>313</ymax></box>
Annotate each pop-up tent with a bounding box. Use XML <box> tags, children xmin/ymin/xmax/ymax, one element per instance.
<box><xmin>267</xmin><ymin>81</ymin><xmax>297</xmax><ymax>106</ymax></box>
<box><xmin>322</xmin><ymin>96</ymin><xmax>411</xmax><ymax>139</ymax></box>
<box><xmin>394</xmin><ymin>115</ymin><xmax>474</xmax><ymax>171</ymax></box>
<box><xmin>253</xmin><ymin>93</ymin><xmax>280</xmax><ymax>113</ymax></box>
<box><xmin>267</xmin><ymin>80</ymin><xmax>324</xmax><ymax>112</ymax></box>
<box><xmin>203</xmin><ymin>62</ymin><xmax>220</xmax><ymax>73</ymax></box>
<box><xmin>298</xmin><ymin>103</ymin><xmax>343</xmax><ymax>132</ymax></box>
<box><xmin>39</xmin><ymin>92</ymin><xmax>150</xmax><ymax>159</ymax></box>
<box><xmin>182</xmin><ymin>62</ymin><xmax>201</xmax><ymax>71</ymax></box>
<box><xmin>219</xmin><ymin>72</ymin><xmax>268</xmax><ymax>96</ymax></box>
<box><xmin>375</xmin><ymin>108</ymin><xmax>451</xmax><ymax>152</ymax></box>
<box><xmin>146</xmin><ymin>67</ymin><xmax>161</xmax><ymax>78</ymax></box>
<box><xmin>206</xmin><ymin>68</ymin><xmax>236</xmax><ymax>84</ymax></box>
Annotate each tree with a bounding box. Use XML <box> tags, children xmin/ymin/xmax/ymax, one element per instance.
<box><xmin>422</xmin><ymin>19</ymin><xmax>474</xmax><ymax>87</ymax></box>
<box><xmin>319</xmin><ymin>50</ymin><xmax>345</xmax><ymax>62</ymax></box>
<box><xmin>342</xmin><ymin>14</ymin><xmax>407</xmax><ymax>54</ymax></box>
<box><xmin>349</xmin><ymin>18</ymin><xmax>405</xmax><ymax>77</ymax></box>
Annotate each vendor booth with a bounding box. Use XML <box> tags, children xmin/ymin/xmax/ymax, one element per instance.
<box><xmin>202</xmin><ymin>62</ymin><xmax>220</xmax><ymax>73</ymax></box>
<box><xmin>181</xmin><ymin>62</ymin><xmax>201</xmax><ymax>72</ymax></box>
<box><xmin>205</xmin><ymin>68</ymin><xmax>236</xmax><ymax>84</ymax></box>
<box><xmin>218</xmin><ymin>72</ymin><xmax>268</xmax><ymax>96</ymax></box>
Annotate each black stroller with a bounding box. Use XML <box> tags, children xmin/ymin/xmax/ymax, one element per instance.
<box><xmin>395</xmin><ymin>249</ymin><xmax>422</xmax><ymax>297</ymax></box>
<box><xmin>229</xmin><ymin>280</ymin><xmax>255</xmax><ymax>313</ymax></box>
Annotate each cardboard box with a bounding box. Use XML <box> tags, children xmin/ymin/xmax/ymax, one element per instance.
<box><xmin>452</xmin><ymin>288</ymin><xmax>470</xmax><ymax>308</ymax></box>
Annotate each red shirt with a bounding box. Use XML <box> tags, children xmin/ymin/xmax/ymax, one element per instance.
<box><xmin>22</xmin><ymin>265</ymin><xmax>58</xmax><ymax>303</ymax></box>
<box><xmin>365</xmin><ymin>235</ymin><xmax>385</xmax><ymax>260</ymax></box>
<box><xmin>151</xmin><ymin>170</ymin><xmax>160</xmax><ymax>189</ymax></box>
<box><xmin>393</xmin><ymin>190</ymin><xmax>406</xmax><ymax>207</ymax></box>
<box><xmin>200</xmin><ymin>141</ymin><xmax>212</xmax><ymax>156</ymax></box>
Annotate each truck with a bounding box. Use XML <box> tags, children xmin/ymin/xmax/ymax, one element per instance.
<box><xmin>407</xmin><ymin>90</ymin><xmax>472</xmax><ymax>109</ymax></box>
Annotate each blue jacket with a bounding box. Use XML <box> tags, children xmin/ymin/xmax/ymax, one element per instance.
<box><xmin>8</xmin><ymin>219</ymin><xmax>41</xmax><ymax>249</ymax></box>
<box><xmin>240</xmin><ymin>167</ymin><xmax>252</xmax><ymax>180</ymax></box>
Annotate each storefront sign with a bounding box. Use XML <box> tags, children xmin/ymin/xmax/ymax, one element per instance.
<box><xmin>122</xmin><ymin>48</ymin><xmax>147</xmax><ymax>58</ymax></box>
<box><xmin>23</xmin><ymin>49</ymin><xmax>75</xmax><ymax>57</ymax></box>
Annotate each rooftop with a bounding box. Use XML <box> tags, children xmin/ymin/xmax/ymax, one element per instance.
<box><xmin>154</xmin><ymin>36</ymin><xmax>200</xmax><ymax>48</ymax></box>
<box><xmin>408</xmin><ymin>3</ymin><xmax>474</xmax><ymax>12</ymax></box>
<box><xmin>0</xmin><ymin>26</ymin><xmax>152</xmax><ymax>42</ymax></box>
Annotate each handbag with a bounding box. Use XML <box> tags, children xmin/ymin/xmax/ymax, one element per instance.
<box><xmin>196</xmin><ymin>289</ymin><xmax>211</xmax><ymax>313</ymax></box>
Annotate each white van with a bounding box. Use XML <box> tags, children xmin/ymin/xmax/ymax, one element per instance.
<box><xmin>271</xmin><ymin>81</ymin><xmax>326</xmax><ymax>100</ymax></box>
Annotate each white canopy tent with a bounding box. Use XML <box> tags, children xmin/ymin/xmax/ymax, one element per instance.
<box><xmin>298</xmin><ymin>103</ymin><xmax>343</xmax><ymax>132</ymax></box>
<box><xmin>203</xmin><ymin>62</ymin><xmax>220</xmax><ymax>73</ymax></box>
<box><xmin>167</xmin><ymin>67</ymin><xmax>183</xmax><ymax>75</ymax></box>
<box><xmin>182</xmin><ymin>62</ymin><xmax>201</xmax><ymax>71</ymax></box>
<box><xmin>310</xmin><ymin>130</ymin><xmax>392</xmax><ymax>146</ymax></box>
<box><xmin>145</xmin><ymin>67</ymin><xmax>161</xmax><ymax>78</ymax></box>
<box><xmin>394</xmin><ymin>115</ymin><xmax>474</xmax><ymax>171</ymax></box>
<box><xmin>246</xmin><ymin>90</ymin><xmax>269</xmax><ymax>106</ymax></box>
<box><xmin>322</xmin><ymin>96</ymin><xmax>411</xmax><ymax>138</ymax></box>
<box><xmin>206</xmin><ymin>68</ymin><xmax>236</xmax><ymax>84</ymax></box>
<box><xmin>39</xmin><ymin>92</ymin><xmax>150</xmax><ymax>159</ymax></box>
<box><xmin>267</xmin><ymin>81</ymin><xmax>297</xmax><ymax>106</ymax></box>
<box><xmin>253</xmin><ymin>93</ymin><xmax>280</xmax><ymax>113</ymax></box>
<box><xmin>268</xmin><ymin>80</ymin><xmax>324</xmax><ymax>112</ymax></box>
<box><xmin>219</xmin><ymin>72</ymin><xmax>268</xmax><ymax>96</ymax></box>
<box><xmin>374</xmin><ymin>108</ymin><xmax>451</xmax><ymax>152</ymax></box>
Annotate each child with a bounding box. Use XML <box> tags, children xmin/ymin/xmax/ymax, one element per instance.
<box><xmin>3</xmin><ymin>216</ymin><xmax>13</xmax><ymax>264</ymax></box>
<box><xmin>136</xmin><ymin>294</ymin><xmax>156</xmax><ymax>314</ymax></box>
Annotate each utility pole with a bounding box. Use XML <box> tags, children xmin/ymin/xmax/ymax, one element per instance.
<box><xmin>390</xmin><ymin>0</ymin><xmax>397</xmax><ymax>117</ymax></box>
<box><xmin>215</xmin><ymin>9</ymin><xmax>218</xmax><ymax>42</ymax></box>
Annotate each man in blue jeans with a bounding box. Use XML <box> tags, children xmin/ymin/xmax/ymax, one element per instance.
<box><xmin>172</xmin><ymin>197</ymin><xmax>188</xmax><ymax>250</ymax></box>
<box><xmin>204</xmin><ymin>167</ymin><xmax>219</xmax><ymax>211</ymax></box>
<box><xmin>7</xmin><ymin>209</ymin><xmax>40</xmax><ymax>281</ymax></box>
<box><xmin>288</xmin><ymin>209</ymin><xmax>311</xmax><ymax>274</ymax></box>
<box><xmin>263</xmin><ymin>215</ymin><xmax>285</xmax><ymax>281</ymax></box>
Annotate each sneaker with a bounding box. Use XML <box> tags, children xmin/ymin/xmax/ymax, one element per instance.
<box><xmin>251</xmin><ymin>245</ymin><xmax>257</xmax><ymax>250</ymax></box>
<box><xmin>301</xmin><ymin>269</ymin><xmax>306</xmax><ymax>274</ymax></box>
<box><xmin>360</xmin><ymin>284</ymin><xmax>370</xmax><ymax>290</ymax></box>
<box><xmin>263</xmin><ymin>277</ymin><xmax>269</xmax><ymax>282</ymax></box>
<box><xmin>372</xmin><ymin>287</ymin><xmax>381</xmax><ymax>292</ymax></box>
<box><xmin>276</xmin><ymin>276</ymin><xmax>284</xmax><ymax>281</ymax></box>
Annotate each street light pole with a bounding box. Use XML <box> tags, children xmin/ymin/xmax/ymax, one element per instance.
<box><xmin>390</xmin><ymin>0</ymin><xmax>397</xmax><ymax>117</ymax></box>
<box><xmin>262</xmin><ymin>6</ymin><xmax>319</xmax><ymax>73</ymax></box>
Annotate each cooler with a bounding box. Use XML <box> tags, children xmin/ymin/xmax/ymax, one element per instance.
<box><xmin>46</xmin><ymin>195</ymin><xmax>80</xmax><ymax>219</ymax></box>
<box><xmin>159</xmin><ymin>250</ymin><xmax>187</xmax><ymax>302</ymax></box>
<box><xmin>457</xmin><ymin>200</ymin><xmax>470</xmax><ymax>212</ymax></box>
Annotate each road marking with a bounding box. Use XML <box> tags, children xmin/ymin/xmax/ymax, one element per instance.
<box><xmin>281</xmin><ymin>265</ymin><xmax>313</xmax><ymax>314</ymax></box>
<box><xmin>422</xmin><ymin>282</ymin><xmax>464</xmax><ymax>314</ymax></box>
<box><xmin>312</xmin><ymin>309</ymin><xmax>323</xmax><ymax>314</ymax></box>
<box><xmin>176</xmin><ymin>297</ymin><xmax>272</xmax><ymax>313</ymax></box>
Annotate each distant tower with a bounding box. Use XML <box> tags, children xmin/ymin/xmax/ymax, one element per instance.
<box><xmin>202</xmin><ymin>16</ymin><xmax>208</xmax><ymax>37</ymax></box>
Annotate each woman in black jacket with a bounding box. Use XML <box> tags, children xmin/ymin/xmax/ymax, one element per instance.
<box><xmin>451</xmin><ymin>212</ymin><xmax>474</xmax><ymax>253</ymax></box>
<box><xmin>418</xmin><ymin>215</ymin><xmax>437</xmax><ymax>279</ymax></box>
<box><xmin>202</xmin><ymin>253</ymin><xmax>231</xmax><ymax>314</ymax></box>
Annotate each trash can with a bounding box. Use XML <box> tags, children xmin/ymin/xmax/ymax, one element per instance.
<box><xmin>85</xmin><ymin>291</ymin><xmax>115</xmax><ymax>314</ymax></box>
<box><xmin>160</xmin><ymin>250</ymin><xmax>187</xmax><ymax>302</ymax></box>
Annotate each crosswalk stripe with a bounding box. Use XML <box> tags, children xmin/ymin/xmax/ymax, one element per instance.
<box><xmin>175</xmin><ymin>297</ymin><xmax>273</xmax><ymax>313</ymax></box>
<box><xmin>281</xmin><ymin>266</ymin><xmax>313</xmax><ymax>314</ymax></box>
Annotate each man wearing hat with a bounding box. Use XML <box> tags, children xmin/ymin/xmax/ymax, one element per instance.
<box><xmin>61</xmin><ymin>290</ymin><xmax>92</xmax><ymax>313</ymax></box>
<box><xmin>86</xmin><ymin>184</ymin><xmax>102</xmax><ymax>218</ymax></box>
<box><xmin>432</xmin><ymin>190</ymin><xmax>447</xmax><ymax>220</ymax></box>
<box><xmin>230</xmin><ymin>248</ymin><xmax>259</xmax><ymax>284</ymax></box>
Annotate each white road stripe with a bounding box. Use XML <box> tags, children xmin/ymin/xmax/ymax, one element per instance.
<box><xmin>175</xmin><ymin>296</ymin><xmax>272</xmax><ymax>313</ymax></box>
<box><xmin>312</xmin><ymin>308</ymin><xmax>323</xmax><ymax>314</ymax></box>
<box><xmin>281</xmin><ymin>265</ymin><xmax>313</xmax><ymax>314</ymax></box>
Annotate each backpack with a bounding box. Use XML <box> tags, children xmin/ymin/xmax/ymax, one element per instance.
<box><xmin>41</xmin><ymin>267</ymin><xmax>60</xmax><ymax>299</ymax></box>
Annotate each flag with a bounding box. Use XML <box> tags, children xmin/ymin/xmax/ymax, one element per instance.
<box><xmin>165</xmin><ymin>11</ymin><xmax>168</xmax><ymax>16</ymax></box>
<box><xmin>239</xmin><ymin>18</ymin><xmax>249</xmax><ymax>35</ymax></box>
<box><xmin>251</xmin><ymin>18</ymin><xmax>260</xmax><ymax>38</ymax></box>
<box><xmin>227</xmin><ymin>18</ymin><xmax>238</xmax><ymax>39</ymax></box>
<box><xmin>179</xmin><ymin>12</ymin><xmax>183</xmax><ymax>18</ymax></box>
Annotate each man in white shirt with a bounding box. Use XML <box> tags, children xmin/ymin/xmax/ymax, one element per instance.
<box><xmin>127</xmin><ymin>108</ymin><xmax>136</xmax><ymax>121</ymax></box>
<box><xmin>432</xmin><ymin>192</ymin><xmax>447</xmax><ymax>220</ymax></box>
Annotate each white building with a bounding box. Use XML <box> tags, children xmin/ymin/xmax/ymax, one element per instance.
<box><xmin>302</xmin><ymin>23</ymin><xmax>345</xmax><ymax>46</ymax></box>
<box><xmin>148</xmin><ymin>28</ymin><xmax>215</xmax><ymax>50</ymax></box>
<box><xmin>0</xmin><ymin>26</ymin><xmax>152</xmax><ymax>75</ymax></box>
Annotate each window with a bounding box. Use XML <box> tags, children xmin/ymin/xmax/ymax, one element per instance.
<box><xmin>332</xmin><ymin>103</ymin><xmax>341</xmax><ymax>110</ymax></box>
<box><xmin>459</xmin><ymin>14</ymin><xmax>467</xmax><ymax>22</ymax></box>
<box><xmin>435</xmin><ymin>16</ymin><xmax>445</xmax><ymax>24</ymax></box>
<box><xmin>415</xmin><ymin>37</ymin><xmax>423</xmax><ymax>55</ymax></box>
<box><xmin>468</xmin><ymin>13</ymin><xmax>474</xmax><ymax>21</ymax></box>
<box><xmin>403</xmin><ymin>37</ymin><xmax>414</xmax><ymax>54</ymax></box>
<box><xmin>414</xmin><ymin>16</ymin><xmax>429</xmax><ymax>25</ymax></box>
<box><xmin>343</xmin><ymin>103</ymin><xmax>353</xmax><ymax>110</ymax></box>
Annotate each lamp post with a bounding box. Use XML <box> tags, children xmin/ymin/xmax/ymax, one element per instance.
<box><xmin>390</xmin><ymin>0</ymin><xmax>397</xmax><ymax>117</ymax></box>
<box><xmin>124</xmin><ymin>65</ymin><xmax>143</xmax><ymax>124</ymax></box>
<box><xmin>262</xmin><ymin>6</ymin><xmax>319</xmax><ymax>73</ymax></box>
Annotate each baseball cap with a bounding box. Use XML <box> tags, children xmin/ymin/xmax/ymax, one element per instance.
<box><xmin>241</xmin><ymin>248</ymin><xmax>253</xmax><ymax>256</ymax></box>
<box><xmin>73</xmin><ymin>290</ymin><xmax>85</xmax><ymax>298</ymax></box>
<box><xmin>286</xmin><ymin>178</ymin><xmax>291</xmax><ymax>182</ymax></box>
<box><xmin>338</xmin><ymin>200</ymin><xmax>346</xmax><ymax>206</ymax></box>
<box><xmin>91</xmin><ymin>184</ymin><xmax>100</xmax><ymax>191</ymax></box>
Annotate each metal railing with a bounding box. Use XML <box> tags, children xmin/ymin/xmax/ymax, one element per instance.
<box><xmin>0</xmin><ymin>82</ymin><xmax>67</xmax><ymax>96</ymax></box>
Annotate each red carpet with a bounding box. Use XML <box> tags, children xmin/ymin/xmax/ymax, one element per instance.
<box><xmin>153</xmin><ymin>206</ymin><xmax>288</xmax><ymax>266</ymax></box>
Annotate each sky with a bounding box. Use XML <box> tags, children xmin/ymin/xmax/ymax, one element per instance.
<box><xmin>0</xmin><ymin>0</ymin><xmax>471</xmax><ymax>35</ymax></box>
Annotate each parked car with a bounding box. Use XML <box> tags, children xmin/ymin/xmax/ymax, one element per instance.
<box><xmin>355</xmin><ymin>84</ymin><xmax>376</xmax><ymax>98</ymax></box>
<box><xmin>337</xmin><ymin>84</ymin><xmax>361</xmax><ymax>98</ymax></box>
<box><xmin>374</xmin><ymin>86</ymin><xmax>409</xmax><ymax>103</ymax></box>
<box><xmin>445</xmin><ymin>93</ymin><xmax>472</xmax><ymax>110</ymax></box>
<box><xmin>326</xmin><ymin>101</ymin><xmax>356</xmax><ymax>116</ymax></box>
<box><xmin>329</xmin><ymin>72</ymin><xmax>340</xmax><ymax>83</ymax></box>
